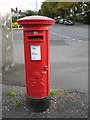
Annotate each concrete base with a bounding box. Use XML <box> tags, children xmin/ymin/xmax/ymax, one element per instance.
<box><xmin>26</xmin><ymin>94</ymin><xmax>51</xmax><ymax>112</ymax></box>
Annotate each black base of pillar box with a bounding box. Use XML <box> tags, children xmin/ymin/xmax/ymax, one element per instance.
<box><xmin>26</xmin><ymin>94</ymin><xmax>51</xmax><ymax>112</ymax></box>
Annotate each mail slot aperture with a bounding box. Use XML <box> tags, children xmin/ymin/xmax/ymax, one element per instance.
<box><xmin>28</xmin><ymin>36</ymin><xmax>43</xmax><ymax>40</ymax></box>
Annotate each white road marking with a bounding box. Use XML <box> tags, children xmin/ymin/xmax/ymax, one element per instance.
<box><xmin>52</xmin><ymin>32</ymin><xmax>82</xmax><ymax>42</ymax></box>
<box><xmin>67</xmin><ymin>37</ymin><xmax>70</xmax><ymax>38</ymax></box>
<box><xmin>6</xmin><ymin>34</ymin><xmax>9</xmax><ymax>38</ymax></box>
<box><xmin>62</xmin><ymin>36</ymin><xmax>65</xmax><ymax>37</ymax></box>
<box><xmin>53</xmin><ymin>33</ymin><xmax>57</xmax><ymax>35</ymax></box>
<box><xmin>72</xmin><ymin>38</ymin><xmax>75</xmax><ymax>40</ymax></box>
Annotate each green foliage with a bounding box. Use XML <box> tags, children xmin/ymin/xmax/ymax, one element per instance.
<box><xmin>55</xmin><ymin>106</ymin><xmax>61</xmax><ymax>111</ymax></box>
<box><xmin>8</xmin><ymin>91</ymin><xmax>16</xmax><ymax>97</ymax></box>
<box><xmin>87</xmin><ymin>11</ymin><xmax>90</xmax><ymax>24</ymax></box>
<box><xmin>12</xmin><ymin>17</ymin><xmax>17</xmax><ymax>23</ymax></box>
<box><xmin>40</xmin><ymin>2</ymin><xmax>51</xmax><ymax>17</ymax></box>
<box><xmin>58</xmin><ymin>2</ymin><xmax>78</xmax><ymax>17</ymax></box>
<box><xmin>16</xmin><ymin>101</ymin><xmax>22</xmax><ymax>107</ymax></box>
<box><xmin>84</xmin><ymin>15</ymin><xmax>88</xmax><ymax>24</ymax></box>
<box><xmin>66</xmin><ymin>16</ymin><xmax>74</xmax><ymax>20</ymax></box>
<box><xmin>61</xmin><ymin>91</ymin><xmax>70</xmax><ymax>95</ymax></box>
<box><xmin>12</xmin><ymin>22</ymin><xmax>18</xmax><ymax>28</ymax></box>
<box><xmin>58</xmin><ymin>2</ymin><xmax>78</xmax><ymax>11</ymax></box>
<box><xmin>74</xmin><ymin>22</ymin><xmax>80</xmax><ymax>25</ymax></box>
<box><xmin>25</xmin><ymin>10</ymin><xmax>37</xmax><ymax>16</ymax></box>
<box><xmin>66</xmin><ymin>15</ymin><xmax>77</xmax><ymax>21</ymax></box>
<box><xmin>12</xmin><ymin>22</ymin><xmax>20</xmax><ymax>28</ymax></box>
<box><xmin>50</xmin><ymin>89</ymin><xmax>55</xmax><ymax>96</ymax></box>
<box><xmin>76</xmin><ymin>17</ymin><xmax>84</xmax><ymax>23</ymax></box>
<box><xmin>40</xmin><ymin>2</ymin><xmax>79</xmax><ymax>18</ymax></box>
<box><xmin>84</xmin><ymin>11</ymin><xmax>90</xmax><ymax>24</ymax></box>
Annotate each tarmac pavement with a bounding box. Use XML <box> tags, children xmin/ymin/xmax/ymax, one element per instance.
<box><xmin>3</xmin><ymin>24</ymin><xmax>88</xmax><ymax>94</ymax></box>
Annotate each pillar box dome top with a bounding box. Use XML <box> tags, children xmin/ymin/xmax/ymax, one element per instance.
<box><xmin>17</xmin><ymin>16</ymin><xmax>55</xmax><ymax>26</ymax></box>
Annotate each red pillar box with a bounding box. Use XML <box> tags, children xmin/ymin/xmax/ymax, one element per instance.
<box><xmin>18</xmin><ymin>16</ymin><xmax>55</xmax><ymax>112</ymax></box>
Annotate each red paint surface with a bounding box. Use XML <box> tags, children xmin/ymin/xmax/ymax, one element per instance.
<box><xmin>18</xmin><ymin>16</ymin><xmax>55</xmax><ymax>98</ymax></box>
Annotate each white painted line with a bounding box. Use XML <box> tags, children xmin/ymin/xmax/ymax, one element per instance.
<box><xmin>6</xmin><ymin>34</ymin><xmax>9</xmax><ymax>38</ymax></box>
<box><xmin>62</xmin><ymin>36</ymin><xmax>65</xmax><ymax>37</ymax></box>
<box><xmin>67</xmin><ymin>37</ymin><xmax>70</xmax><ymax>39</ymax></box>
<box><xmin>53</xmin><ymin>33</ymin><xmax>57</xmax><ymax>35</ymax></box>
<box><xmin>72</xmin><ymin>38</ymin><xmax>75</xmax><ymax>40</ymax></box>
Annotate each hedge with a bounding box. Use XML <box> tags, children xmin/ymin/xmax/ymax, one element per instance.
<box><xmin>12</xmin><ymin>22</ymin><xmax>21</xmax><ymax>28</ymax></box>
<box><xmin>84</xmin><ymin>16</ymin><xmax>88</xmax><ymax>24</ymax></box>
<box><xmin>84</xmin><ymin>12</ymin><xmax>90</xmax><ymax>24</ymax></box>
<box><xmin>76</xmin><ymin>17</ymin><xmax>84</xmax><ymax>23</ymax></box>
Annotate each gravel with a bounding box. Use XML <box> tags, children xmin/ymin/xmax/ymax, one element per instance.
<box><xmin>2</xmin><ymin>84</ymin><xmax>88</xmax><ymax>118</ymax></box>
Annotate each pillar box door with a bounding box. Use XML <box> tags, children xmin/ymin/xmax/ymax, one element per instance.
<box><xmin>18</xmin><ymin>16</ymin><xmax>55</xmax><ymax>112</ymax></box>
<box><xmin>25</xmin><ymin>31</ymin><xmax>49</xmax><ymax>98</ymax></box>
